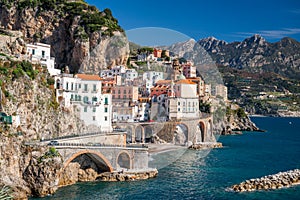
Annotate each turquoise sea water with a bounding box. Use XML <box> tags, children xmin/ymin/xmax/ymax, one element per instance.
<box><xmin>36</xmin><ymin>117</ymin><xmax>300</xmax><ymax>200</ymax></box>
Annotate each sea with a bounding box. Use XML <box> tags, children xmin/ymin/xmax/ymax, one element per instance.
<box><xmin>35</xmin><ymin>117</ymin><xmax>300</xmax><ymax>200</ymax></box>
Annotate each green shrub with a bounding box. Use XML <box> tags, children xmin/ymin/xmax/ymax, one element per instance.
<box><xmin>46</xmin><ymin>77</ymin><xmax>55</xmax><ymax>86</ymax></box>
<box><xmin>236</xmin><ymin>108</ymin><xmax>247</xmax><ymax>118</ymax></box>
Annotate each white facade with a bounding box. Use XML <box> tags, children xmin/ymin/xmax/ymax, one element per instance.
<box><xmin>143</xmin><ymin>71</ymin><xmax>164</xmax><ymax>93</ymax></box>
<box><xmin>125</xmin><ymin>69</ymin><xmax>138</xmax><ymax>81</ymax></box>
<box><xmin>26</xmin><ymin>43</ymin><xmax>60</xmax><ymax>76</ymax></box>
<box><xmin>167</xmin><ymin>97</ymin><xmax>200</xmax><ymax>120</ymax></box>
<box><xmin>100</xmin><ymin>65</ymin><xmax>126</xmax><ymax>78</ymax></box>
<box><xmin>54</xmin><ymin>74</ymin><xmax>112</xmax><ymax>132</ymax></box>
<box><xmin>166</xmin><ymin>81</ymin><xmax>200</xmax><ymax>120</ymax></box>
<box><xmin>112</xmin><ymin>100</ymin><xmax>137</xmax><ymax>122</ymax></box>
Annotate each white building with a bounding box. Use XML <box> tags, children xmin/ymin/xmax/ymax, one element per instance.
<box><xmin>125</xmin><ymin>69</ymin><xmax>138</xmax><ymax>81</ymax></box>
<box><xmin>143</xmin><ymin>71</ymin><xmax>164</xmax><ymax>93</ymax></box>
<box><xmin>54</xmin><ymin>74</ymin><xmax>112</xmax><ymax>132</ymax></box>
<box><xmin>166</xmin><ymin>79</ymin><xmax>200</xmax><ymax>120</ymax></box>
<box><xmin>26</xmin><ymin>42</ymin><xmax>61</xmax><ymax>76</ymax></box>
<box><xmin>100</xmin><ymin>65</ymin><xmax>126</xmax><ymax>78</ymax></box>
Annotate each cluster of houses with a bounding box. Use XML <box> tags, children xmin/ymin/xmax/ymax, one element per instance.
<box><xmin>16</xmin><ymin>42</ymin><xmax>228</xmax><ymax>132</ymax></box>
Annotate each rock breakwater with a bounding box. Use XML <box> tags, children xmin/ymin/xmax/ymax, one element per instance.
<box><xmin>230</xmin><ymin>169</ymin><xmax>300</xmax><ymax>192</ymax></box>
<box><xmin>97</xmin><ymin>169</ymin><xmax>158</xmax><ymax>182</ymax></box>
<box><xmin>189</xmin><ymin>142</ymin><xmax>223</xmax><ymax>150</ymax></box>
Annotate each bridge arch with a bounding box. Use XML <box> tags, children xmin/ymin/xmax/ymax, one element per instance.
<box><xmin>144</xmin><ymin>125</ymin><xmax>154</xmax><ymax>143</ymax></box>
<box><xmin>125</xmin><ymin>125</ymin><xmax>135</xmax><ymax>143</ymax></box>
<box><xmin>63</xmin><ymin>150</ymin><xmax>113</xmax><ymax>172</ymax></box>
<box><xmin>174</xmin><ymin>123</ymin><xmax>189</xmax><ymax>145</ymax></box>
<box><xmin>199</xmin><ymin>121</ymin><xmax>206</xmax><ymax>142</ymax></box>
<box><xmin>116</xmin><ymin>151</ymin><xmax>132</xmax><ymax>169</ymax></box>
<box><xmin>135</xmin><ymin>125</ymin><xmax>145</xmax><ymax>143</ymax></box>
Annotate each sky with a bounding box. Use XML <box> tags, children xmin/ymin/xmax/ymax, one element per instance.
<box><xmin>86</xmin><ymin>0</ymin><xmax>300</xmax><ymax>45</ymax></box>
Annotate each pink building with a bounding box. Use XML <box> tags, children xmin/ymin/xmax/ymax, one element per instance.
<box><xmin>111</xmin><ymin>86</ymin><xmax>139</xmax><ymax>101</ymax></box>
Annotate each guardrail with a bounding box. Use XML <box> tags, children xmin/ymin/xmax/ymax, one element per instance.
<box><xmin>41</xmin><ymin>129</ymin><xmax>127</xmax><ymax>142</ymax></box>
<box><xmin>48</xmin><ymin>142</ymin><xmax>148</xmax><ymax>149</ymax></box>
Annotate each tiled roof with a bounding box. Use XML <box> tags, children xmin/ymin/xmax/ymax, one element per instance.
<box><xmin>75</xmin><ymin>74</ymin><xmax>102</xmax><ymax>81</ymax></box>
<box><xmin>156</xmin><ymin>80</ymin><xmax>172</xmax><ymax>85</ymax></box>
<box><xmin>176</xmin><ymin>79</ymin><xmax>197</xmax><ymax>84</ymax></box>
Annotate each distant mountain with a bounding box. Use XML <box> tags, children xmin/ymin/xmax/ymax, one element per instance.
<box><xmin>197</xmin><ymin>35</ymin><xmax>300</xmax><ymax>80</ymax></box>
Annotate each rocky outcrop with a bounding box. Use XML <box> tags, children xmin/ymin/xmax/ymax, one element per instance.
<box><xmin>59</xmin><ymin>162</ymin><xmax>80</xmax><ymax>186</ymax></box>
<box><xmin>97</xmin><ymin>169</ymin><xmax>158</xmax><ymax>182</ymax></box>
<box><xmin>0</xmin><ymin>1</ymin><xmax>129</xmax><ymax>73</ymax></box>
<box><xmin>213</xmin><ymin>104</ymin><xmax>261</xmax><ymax>135</ymax></box>
<box><xmin>230</xmin><ymin>169</ymin><xmax>300</xmax><ymax>192</ymax></box>
<box><xmin>23</xmin><ymin>148</ymin><xmax>63</xmax><ymax>197</ymax></box>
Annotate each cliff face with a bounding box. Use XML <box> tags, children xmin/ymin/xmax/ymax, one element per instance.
<box><xmin>0</xmin><ymin>0</ymin><xmax>129</xmax><ymax>73</ymax></box>
<box><xmin>0</xmin><ymin>62</ymin><xmax>94</xmax><ymax>198</ymax></box>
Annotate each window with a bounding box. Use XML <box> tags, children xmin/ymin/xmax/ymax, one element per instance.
<box><xmin>93</xmin><ymin>107</ymin><xmax>96</xmax><ymax>112</ymax></box>
<box><xmin>84</xmin><ymin>107</ymin><xmax>87</xmax><ymax>112</ymax></box>
<box><xmin>66</xmin><ymin>82</ymin><xmax>69</xmax><ymax>90</ymax></box>
<box><xmin>178</xmin><ymin>102</ymin><xmax>180</xmax><ymax>106</ymax></box>
<box><xmin>84</xmin><ymin>84</ymin><xmax>88</xmax><ymax>92</ymax></box>
<box><xmin>78</xmin><ymin>84</ymin><xmax>81</xmax><ymax>89</ymax></box>
<box><xmin>78</xmin><ymin>95</ymin><xmax>81</xmax><ymax>101</ymax></box>
<box><xmin>118</xmin><ymin>90</ymin><xmax>121</xmax><ymax>94</ymax></box>
<box><xmin>105</xmin><ymin>107</ymin><xmax>108</xmax><ymax>113</ymax></box>
<box><xmin>105</xmin><ymin>116</ymin><xmax>108</xmax><ymax>121</ymax></box>
<box><xmin>124</xmin><ymin>95</ymin><xmax>127</xmax><ymax>99</ymax></box>
<box><xmin>32</xmin><ymin>49</ymin><xmax>35</xmax><ymax>55</ymax></box>
<box><xmin>93</xmin><ymin>84</ymin><xmax>97</xmax><ymax>92</ymax></box>
<box><xmin>124</xmin><ymin>90</ymin><xmax>126</xmax><ymax>94</ymax></box>
<box><xmin>83</xmin><ymin>96</ymin><xmax>89</xmax><ymax>103</ymax></box>
<box><xmin>71</xmin><ymin>83</ymin><xmax>74</xmax><ymax>91</ymax></box>
<box><xmin>92</xmin><ymin>97</ymin><xmax>97</xmax><ymax>102</ymax></box>
<box><xmin>71</xmin><ymin>94</ymin><xmax>73</xmax><ymax>100</ymax></box>
<box><xmin>104</xmin><ymin>97</ymin><xmax>108</xmax><ymax>104</ymax></box>
<box><xmin>93</xmin><ymin>116</ymin><xmax>96</xmax><ymax>121</ymax></box>
<box><xmin>178</xmin><ymin>108</ymin><xmax>180</xmax><ymax>112</ymax></box>
<box><xmin>42</xmin><ymin>50</ymin><xmax>45</xmax><ymax>58</ymax></box>
<box><xmin>112</xmin><ymin>90</ymin><xmax>115</xmax><ymax>94</ymax></box>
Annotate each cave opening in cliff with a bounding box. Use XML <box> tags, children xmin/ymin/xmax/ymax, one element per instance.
<box><xmin>71</xmin><ymin>153</ymin><xmax>111</xmax><ymax>173</ymax></box>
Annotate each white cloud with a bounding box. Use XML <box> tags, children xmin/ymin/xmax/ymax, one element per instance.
<box><xmin>289</xmin><ymin>9</ymin><xmax>300</xmax><ymax>14</ymax></box>
<box><xmin>234</xmin><ymin>28</ymin><xmax>300</xmax><ymax>39</ymax></box>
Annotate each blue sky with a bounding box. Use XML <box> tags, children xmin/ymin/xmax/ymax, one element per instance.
<box><xmin>86</xmin><ymin>0</ymin><xmax>300</xmax><ymax>44</ymax></box>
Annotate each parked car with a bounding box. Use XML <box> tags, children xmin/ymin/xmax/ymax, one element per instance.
<box><xmin>48</xmin><ymin>141</ymin><xmax>59</xmax><ymax>146</ymax></box>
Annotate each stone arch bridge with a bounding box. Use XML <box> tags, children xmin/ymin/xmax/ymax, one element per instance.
<box><xmin>115</xmin><ymin>115</ymin><xmax>215</xmax><ymax>145</ymax></box>
<box><xmin>55</xmin><ymin>144</ymin><xmax>149</xmax><ymax>173</ymax></box>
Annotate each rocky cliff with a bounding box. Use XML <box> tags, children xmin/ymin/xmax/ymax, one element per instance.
<box><xmin>213</xmin><ymin>104</ymin><xmax>260</xmax><ymax>135</ymax></box>
<box><xmin>0</xmin><ymin>61</ymin><xmax>95</xmax><ymax>199</ymax></box>
<box><xmin>0</xmin><ymin>0</ymin><xmax>129</xmax><ymax>73</ymax></box>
